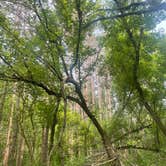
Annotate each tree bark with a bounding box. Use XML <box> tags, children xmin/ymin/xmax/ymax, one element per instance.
<box><xmin>58</xmin><ymin>98</ymin><xmax>67</xmax><ymax>166</ymax></box>
<box><xmin>16</xmin><ymin>134</ymin><xmax>25</xmax><ymax>166</ymax></box>
<box><xmin>135</xmin><ymin>82</ymin><xmax>166</xmax><ymax>136</ymax></box>
<box><xmin>3</xmin><ymin>91</ymin><xmax>16</xmax><ymax>166</ymax></box>
<box><xmin>76</xmin><ymin>87</ymin><xmax>121</xmax><ymax>166</ymax></box>
<box><xmin>66</xmin><ymin>76</ymin><xmax>121</xmax><ymax>165</ymax></box>
<box><xmin>0</xmin><ymin>81</ymin><xmax>8</xmax><ymax>124</ymax></box>
<box><xmin>49</xmin><ymin>99</ymin><xmax>60</xmax><ymax>153</ymax></box>
<box><xmin>41</xmin><ymin>124</ymin><xmax>49</xmax><ymax>166</ymax></box>
<box><xmin>9</xmin><ymin>95</ymin><xmax>20</xmax><ymax>165</ymax></box>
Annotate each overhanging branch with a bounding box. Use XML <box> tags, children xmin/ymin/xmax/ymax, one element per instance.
<box><xmin>101</xmin><ymin>2</ymin><xmax>147</xmax><ymax>12</ymax></box>
<box><xmin>84</xmin><ymin>2</ymin><xmax>166</xmax><ymax>28</ymax></box>
<box><xmin>0</xmin><ymin>73</ymin><xmax>61</xmax><ymax>97</ymax></box>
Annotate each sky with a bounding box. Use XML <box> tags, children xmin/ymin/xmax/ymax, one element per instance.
<box><xmin>156</xmin><ymin>20</ymin><xmax>166</xmax><ymax>33</ymax></box>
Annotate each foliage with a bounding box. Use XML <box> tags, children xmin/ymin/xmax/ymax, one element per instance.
<box><xmin>0</xmin><ymin>0</ymin><xmax>166</xmax><ymax>165</ymax></box>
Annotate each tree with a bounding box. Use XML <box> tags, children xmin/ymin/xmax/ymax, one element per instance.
<box><xmin>103</xmin><ymin>0</ymin><xmax>166</xmax><ymax>136</ymax></box>
<box><xmin>0</xmin><ymin>0</ymin><xmax>166</xmax><ymax>165</ymax></box>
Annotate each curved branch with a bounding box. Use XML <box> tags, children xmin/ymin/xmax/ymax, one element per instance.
<box><xmin>84</xmin><ymin>2</ymin><xmax>166</xmax><ymax>29</ymax></box>
<box><xmin>0</xmin><ymin>74</ymin><xmax>61</xmax><ymax>97</ymax></box>
<box><xmin>98</xmin><ymin>2</ymin><xmax>147</xmax><ymax>12</ymax></box>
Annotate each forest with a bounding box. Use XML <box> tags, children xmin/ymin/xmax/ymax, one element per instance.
<box><xmin>0</xmin><ymin>0</ymin><xmax>166</xmax><ymax>166</ymax></box>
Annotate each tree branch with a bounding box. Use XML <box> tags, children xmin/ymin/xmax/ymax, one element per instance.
<box><xmin>117</xmin><ymin>145</ymin><xmax>164</xmax><ymax>153</ymax></box>
<box><xmin>70</xmin><ymin>0</ymin><xmax>82</xmax><ymax>78</ymax></box>
<box><xmin>97</xmin><ymin>1</ymin><xmax>148</xmax><ymax>14</ymax></box>
<box><xmin>0</xmin><ymin>74</ymin><xmax>61</xmax><ymax>97</ymax></box>
<box><xmin>112</xmin><ymin>124</ymin><xmax>152</xmax><ymax>143</ymax></box>
<box><xmin>113</xmin><ymin>0</ymin><xmax>166</xmax><ymax>137</ymax></box>
<box><xmin>84</xmin><ymin>2</ymin><xmax>166</xmax><ymax>29</ymax></box>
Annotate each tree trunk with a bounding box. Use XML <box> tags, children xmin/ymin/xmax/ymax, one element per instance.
<box><xmin>16</xmin><ymin>134</ymin><xmax>25</xmax><ymax>166</ymax></box>
<box><xmin>66</xmin><ymin>75</ymin><xmax>122</xmax><ymax>165</ymax></box>
<box><xmin>49</xmin><ymin>99</ymin><xmax>60</xmax><ymax>153</ymax></box>
<box><xmin>3</xmin><ymin>92</ymin><xmax>15</xmax><ymax>166</ymax></box>
<box><xmin>84</xmin><ymin>133</ymin><xmax>88</xmax><ymax>156</ymax></box>
<box><xmin>0</xmin><ymin>81</ymin><xmax>8</xmax><ymax>124</ymax></box>
<box><xmin>57</xmin><ymin>98</ymin><xmax>67</xmax><ymax>166</ymax></box>
<box><xmin>136</xmin><ymin>82</ymin><xmax>166</xmax><ymax>137</ymax></box>
<box><xmin>9</xmin><ymin>95</ymin><xmax>20</xmax><ymax>165</ymax></box>
<box><xmin>76</xmin><ymin>88</ymin><xmax>121</xmax><ymax>166</ymax></box>
<box><xmin>90</xmin><ymin>74</ymin><xmax>95</xmax><ymax>106</ymax></box>
<box><xmin>41</xmin><ymin>124</ymin><xmax>49</xmax><ymax>166</ymax></box>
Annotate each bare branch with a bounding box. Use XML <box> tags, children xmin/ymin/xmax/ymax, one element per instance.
<box><xmin>117</xmin><ymin>145</ymin><xmax>164</xmax><ymax>153</ymax></box>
